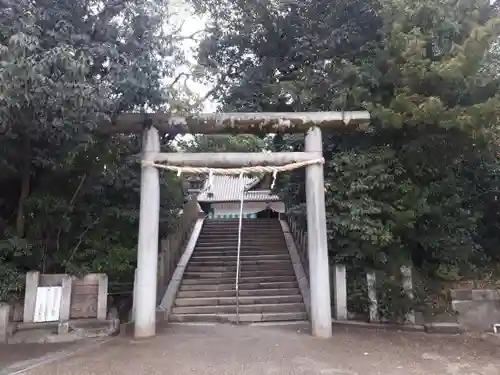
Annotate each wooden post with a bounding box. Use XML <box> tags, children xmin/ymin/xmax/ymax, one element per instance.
<box><xmin>332</xmin><ymin>264</ymin><xmax>348</xmax><ymax>320</ymax></box>
<box><xmin>401</xmin><ymin>266</ymin><xmax>416</xmax><ymax>324</ymax></box>
<box><xmin>0</xmin><ymin>303</ymin><xmax>10</xmax><ymax>343</ymax></box>
<box><xmin>305</xmin><ymin>126</ymin><xmax>332</xmax><ymax>338</ymax></box>
<box><xmin>366</xmin><ymin>271</ymin><xmax>379</xmax><ymax>322</ymax></box>
<box><xmin>131</xmin><ymin>268</ymin><xmax>138</xmax><ymax>322</ymax></box>
<box><xmin>23</xmin><ymin>271</ymin><xmax>40</xmax><ymax>323</ymax></box>
<box><xmin>157</xmin><ymin>253</ymin><xmax>165</xmax><ymax>302</ymax></box>
<box><xmin>134</xmin><ymin>126</ymin><xmax>160</xmax><ymax>339</ymax></box>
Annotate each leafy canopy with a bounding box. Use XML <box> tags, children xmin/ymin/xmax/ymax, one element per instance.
<box><xmin>193</xmin><ymin>0</ymin><xmax>500</xmax><ymax>283</ymax></box>
<box><xmin>0</xmin><ymin>0</ymin><xmax>188</xmax><ymax>300</ymax></box>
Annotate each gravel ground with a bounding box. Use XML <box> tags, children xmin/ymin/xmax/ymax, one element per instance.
<box><xmin>12</xmin><ymin>323</ymin><xmax>500</xmax><ymax>375</ymax></box>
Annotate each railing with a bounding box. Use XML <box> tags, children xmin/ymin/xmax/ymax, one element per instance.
<box><xmin>235</xmin><ymin>175</ymin><xmax>246</xmax><ymax>323</ymax></box>
<box><xmin>157</xmin><ymin>198</ymin><xmax>203</xmax><ymax>302</ymax></box>
<box><xmin>285</xmin><ymin>212</ymin><xmax>309</xmax><ymax>279</ymax></box>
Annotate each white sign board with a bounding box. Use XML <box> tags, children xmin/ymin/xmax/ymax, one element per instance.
<box><xmin>33</xmin><ymin>286</ymin><xmax>62</xmax><ymax>322</ymax></box>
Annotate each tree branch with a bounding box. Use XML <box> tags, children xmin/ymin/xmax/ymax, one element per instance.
<box><xmin>55</xmin><ymin>174</ymin><xmax>87</xmax><ymax>254</ymax></box>
<box><xmin>172</xmin><ymin>29</ymin><xmax>206</xmax><ymax>42</ymax></box>
<box><xmin>64</xmin><ymin>218</ymin><xmax>100</xmax><ymax>273</ymax></box>
<box><xmin>168</xmin><ymin>72</ymin><xmax>191</xmax><ymax>89</ymax></box>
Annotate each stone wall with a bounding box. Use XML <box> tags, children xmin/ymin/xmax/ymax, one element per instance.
<box><xmin>0</xmin><ymin>303</ymin><xmax>10</xmax><ymax>343</ymax></box>
<box><xmin>211</xmin><ymin>201</ymin><xmax>285</xmax><ymax>215</ymax></box>
<box><xmin>9</xmin><ymin>300</ymin><xmax>23</xmax><ymax>322</ymax></box>
<box><xmin>451</xmin><ymin>289</ymin><xmax>500</xmax><ymax>332</ymax></box>
<box><xmin>70</xmin><ymin>275</ymin><xmax>104</xmax><ymax>319</ymax></box>
<box><xmin>21</xmin><ymin>272</ymin><xmax>108</xmax><ymax>323</ymax></box>
<box><xmin>1</xmin><ymin>273</ymin><xmax>115</xmax><ymax>344</ymax></box>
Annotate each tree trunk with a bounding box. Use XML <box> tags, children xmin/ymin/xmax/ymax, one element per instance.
<box><xmin>16</xmin><ymin>137</ymin><xmax>31</xmax><ymax>238</ymax></box>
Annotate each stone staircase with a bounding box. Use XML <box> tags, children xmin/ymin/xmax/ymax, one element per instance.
<box><xmin>169</xmin><ymin>218</ymin><xmax>308</xmax><ymax>323</ymax></box>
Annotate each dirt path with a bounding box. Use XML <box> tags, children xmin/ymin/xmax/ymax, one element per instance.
<box><xmin>15</xmin><ymin>323</ymin><xmax>500</xmax><ymax>375</ymax></box>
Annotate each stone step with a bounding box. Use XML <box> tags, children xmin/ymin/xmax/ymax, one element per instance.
<box><xmin>198</xmin><ymin>236</ymin><xmax>284</xmax><ymax>241</ymax></box>
<box><xmin>177</xmin><ymin>287</ymin><xmax>301</xmax><ymax>298</ymax></box>
<box><xmin>200</xmin><ymin>234</ymin><xmax>283</xmax><ymax>238</ymax></box>
<box><xmin>190</xmin><ymin>254</ymin><xmax>290</xmax><ymax>261</ymax></box>
<box><xmin>196</xmin><ymin>241</ymin><xmax>286</xmax><ymax>247</ymax></box>
<box><xmin>181</xmin><ymin>275</ymin><xmax>297</xmax><ymax>285</ymax></box>
<box><xmin>203</xmin><ymin>220</ymin><xmax>280</xmax><ymax>223</ymax></box>
<box><xmin>202</xmin><ymin>223</ymin><xmax>281</xmax><ymax>227</ymax></box>
<box><xmin>179</xmin><ymin>281</ymin><xmax>298</xmax><ymax>291</ymax></box>
<box><xmin>191</xmin><ymin>251</ymin><xmax>288</xmax><ymax>258</ymax></box>
<box><xmin>195</xmin><ymin>246</ymin><xmax>286</xmax><ymax>251</ymax></box>
<box><xmin>174</xmin><ymin>294</ymin><xmax>303</xmax><ymax>307</ymax></box>
<box><xmin>203</xmin><ymin>219</ymin><xmax>279</xmax><ymax>223</ymax></box>
<box><xmin>200</xmin><ymin>230</ymin><xmax>282</xmax><ymax>234</ymax></box>
<box><xmin>194</xmin><ymin>247</ymin><xmax>288</xmax><ymax>253</ymax></box>
<box><xmin>200</xmin><ymin>231</ymin><xmax>283</xmax><ymax>234</ymax></box>
<box><xmin>195</xmin><ymin>244</ymin><xmax>287</xmax><ymax>249</ymax></box>
<box><xmin>169</xmin><ymin>311</ymin><xmax>308</xmax><ymax>323</ymax></box>
<box><xmin>203</xmin><ymin>221</ymin><xmax>280</xmax><ymax>226</ymax></box>
<box><xmin>201</xmin><ymin>229</ymin><xmax>282</xmax><ymax>232</ymax></box>
<box><xmin>188</xmin><ymin>258</ymin><xmax>291</xmax><ymax>265</ymax></box>
<box><xmin>172</xmin><ymin>302</ymin><xmax>306</xmax><ymax>315</ymax></box>
<box><xmin>193</xmin><ymin>247</ymin><xmax>288</xmax><ymax>253</ymax></box>
<box><xmin>183</xmin><ymin>269</ymin><xmax>296</xmax><ymax>279</ymax></box>
<box><xmin>202</xmin><ymin>226</ymin><xmax>282</xmax><ymax>230</ymax></box>
<box><xmin>186</xmin><ymin>263</ymin><xmax>293</xmax><ymax>272</ymax></box>
<box><xmin>200</xmin><ymin>229</ymin><xmax>283</xmax><ymax>233</ymax></box>
<box><xmin>194</xmin><ymin>243</ymin><xmax>288</xmax><ymax>252</ymax></box>
<box><xmin>203</xmin><ymin>225</ymin><xmax>280</xmax><ymax>227</ymax></box>
<box><xmin>191</xmin><ymin>253</ymin><xmax>288</xmax><ymax>259</ymax></box>
<box><xmin>196</xmin><ymin>244</ymin><xmax>287</xmax><ymax>248</ymax></box>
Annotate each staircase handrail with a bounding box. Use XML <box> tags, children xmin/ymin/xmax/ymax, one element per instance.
<box><xmin>157</xmin><ymin>198</ymin><xmax>204</xmax><ymax>302</ymax></box>
<box><xmin>285</xmin><ymin>211</ymin><xmax>309</xmax><ymax>279</ymax></box>
<box><xmin>235</xmin><ymin>173</ymin><xmax>245</xmax><ymax>324</ymax></box>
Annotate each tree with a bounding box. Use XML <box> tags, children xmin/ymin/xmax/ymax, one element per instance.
<box><xmin>192</xmin><ymin>0</ymin><xmax>382</xmax><ymax>112</ymax></box>
<box><xmin>177</xmin><ymin>134</ymin><xmax>266</xmax><ymax>153</ymax></box>
<box><xmin>0</xmin><ymin>0</ymin><xmax>187</xmax><ymax>300</ymax></box>
<box><xmin>193</xmin><ymin>0</ymin><xmax>500</xmax><ymax>283</ymax></box>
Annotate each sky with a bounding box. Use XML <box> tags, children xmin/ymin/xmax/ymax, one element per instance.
<box><xmin>170</xmin><ymin>0</ymin><xmax>218</xmax><ymax>113</ymax></box>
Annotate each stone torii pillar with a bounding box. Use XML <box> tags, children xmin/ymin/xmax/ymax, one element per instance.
<box><xmin>120</xmin><ymin>111</ymin><xmax>370</xmax><ymax>339</ymax></box>
<box><xmin>305</xmin><ymin>126</ymin><xmax>332</xmax><ymax>338</ymax></box>
<box><xmin>135</xmin><ymin>126</ymin><xmax>160</xmax><ymax>338</ymax></box>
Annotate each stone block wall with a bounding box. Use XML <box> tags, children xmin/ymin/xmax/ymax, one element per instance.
<box><xmin>451</xmin><ymin>289</ymin><xmax>500</xmax><ymax>332</ymax></box>
<box><xmin>0</xmin><ymin>303</ymin><xmax>10</xmax><ymax>343</ymax></box>
<box><xmin>19</xmin><ymin>272</ymin><xmax>108</xmax><ymax>324</ymax></box>
<box><xmin>9</xmin><ymin>300</ymin><xmax>24</xmax><ymax>322</ymax></box>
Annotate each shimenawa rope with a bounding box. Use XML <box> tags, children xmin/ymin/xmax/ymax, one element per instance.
<box><xmin>141</xmin><ymin>157</ymin><xmax>325</xmax><ymax>176</ymax></box>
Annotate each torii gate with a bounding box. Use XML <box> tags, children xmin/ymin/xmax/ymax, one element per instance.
<box><xmin>109</xmin><ymin>111</ymin><xmax>370</xmax><ymax>339</ymax></box>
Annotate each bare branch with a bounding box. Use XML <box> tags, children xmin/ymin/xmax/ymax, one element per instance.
<box><xmin>55</xmin><ymin>174</ymin><xmax>87</xmax><ymax>254</ymax></box>
<box><xmin>64</xmin><ymin>218</ymin><xmax>100</xmax><ymax>272</ymax></box>
<box><xmin>168</xmin><ymin>72</ymin><xmax>191</xmax><ymax>89</ymax></box>
<box><xmin>172</xmin><ymin>29</ymin><xmax>207</xmax><ymax>42</ymax></box>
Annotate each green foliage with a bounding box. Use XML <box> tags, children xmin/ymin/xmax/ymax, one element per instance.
<box><xmin>177</xmin><ymin>134</ymin><xmax>266</xmax><ymax>153</ymax></box>
<box><xmin>194</xmin><ymin>0</ymin><xmax>500</xmax><ymax>318</ymax></box>
<box><xmin>346</xmin><ymin>268</ymin><xmax>370</xmax><ymax>317</ymax></box>
<box><xmin>376</xmin><ymin>277</ymin><xmax>414</xmax><ymax>323</ymax></box>
<box><xmin>0</xmin><ymin>234</ymin><xmax>30</xmax><ymax>300</ymax></box>
<box><xmin>0</xmin><ymin>0</ymin><xmax>187</xmax><ymax>300</ymax></box>
<box><xmin>326</xmin><ymin>146</ymin><xmax>417</xmax><ymax>268</ymax></box>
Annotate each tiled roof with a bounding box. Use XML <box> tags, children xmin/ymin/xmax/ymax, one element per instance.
<box><xmin>197</xmin><ymin>175</ymin><xmax>281</xmax><ymax>202</ymax></box>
